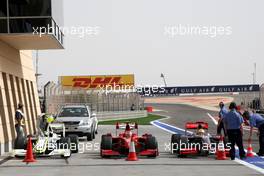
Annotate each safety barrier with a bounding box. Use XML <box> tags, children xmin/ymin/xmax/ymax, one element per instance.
<box><xmin>260</xmin><ymin>84</ymin><xmax>264</xmax><ymax>110</ymax></box>
<box><xmin>234</xmin><ymin>92</ymin><xmax>260</xmax><ymax>109</ymax></box>
<box><xmin>238</xmin><ymin>88</ymin><xmax>263</xmax><ymax>111</ymax></box>
<box><xmin>43</xmin><ymin>82</ymin><xmax>144</xmax><ymax>114</ymax></box>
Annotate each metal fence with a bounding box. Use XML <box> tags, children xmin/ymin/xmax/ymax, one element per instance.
<box><xmin>233</xmin><ymin>92</ymin><xmax>259</xmax><ymax>109</ymax></box>
<box><xmin>232</xmin><ymin>84</ymin><xmax>264</xmax><ymax>111</ymax></box>
<box><xmin>260</xmin><ymin>84</ymin><xmax>264</xmax><ymax>110</ymax></box>
<box><xmin>44</xmin><ymin>82</ymin><xmax>144</xmax><ymax>114</ymax></box>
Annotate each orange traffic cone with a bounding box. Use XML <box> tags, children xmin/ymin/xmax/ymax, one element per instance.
<box><xmin>126</xmin><ymin>137</ymin><xmax>138</xmax><ymax>161</ymax></box>
<box><xmin>216</xmin><ymin>136</ymin><xmax>227</xmax><ymax>160</ymax></box>
<box><xmin>23</xmin><ymin>137</ymin><xmax>36</xmax><ymax>163</ymax></box>
<box><xmin>246</xmin><ymin>142</ymin><xmax>254</xmax><ymax>158</ymax></box>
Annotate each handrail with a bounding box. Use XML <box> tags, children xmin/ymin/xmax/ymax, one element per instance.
<box><xmin>2</xmin><ymin>17</ymin><xmax>64</xmax><ymax>46</ymax></box>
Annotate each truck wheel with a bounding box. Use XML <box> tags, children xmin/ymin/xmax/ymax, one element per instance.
<box><xmin>68</xmin><ymin>135</ymin><xmax>79</xmax><ymax>153</ymax></box>
<box><xmin>171</xmin><ymin>134</ymin><xmax>181</xmax><ymax>154</ymax></box>
<box><xmin>101</xmin><ymin>135</ymin><xmax>112</xmax><ymax>158</ymax></box>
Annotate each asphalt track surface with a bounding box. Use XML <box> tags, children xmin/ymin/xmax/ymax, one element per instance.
<box><xmin>0</xmin><ymin>124</ymin><xmax>262</xmax><ymax>176</ymax></box>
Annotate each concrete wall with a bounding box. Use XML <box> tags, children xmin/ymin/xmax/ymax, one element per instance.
<box><xmin>0</xmin><ymin>40</ymin><xmax>41</xmax><ymax>155</ymax></box>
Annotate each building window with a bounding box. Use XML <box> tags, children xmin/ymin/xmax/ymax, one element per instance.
<box><xmin>9</xmin><ymin>18</ymin><xmax>52</xmax><ymax>33</ymax></box>
<box><xmin>0</xmin><ymin>0</ymin><xmax>7</xmax><ymax>17</ymax></box>
<box><xmin>0</xmin><ymin>0</ymin><xmax>64</xmax><ymax>49</ymax></box>
<box><xmin>8</xmin><ymin>0</ymin><xmax>51</xmax><ymax>17</ymax></box>
<box><xmin>0</xmin><ymin>20</ymin><xmax>8</xmax><ymax>33</ymax></box>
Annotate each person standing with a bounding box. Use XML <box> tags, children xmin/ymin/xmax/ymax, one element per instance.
<box><xmin>130</xmin><ymin>104</ymin><xmax>136</xmax><ymax>111</ymax></box>
<box><xmin>223</xmin><ymin>102</ymin><xmax>246</xmax><ymax>160</ymax></box>
<box><xmin>217</xmin><ymin>102</ymin><xmax>229</xmax><ymax>136</ymax></box>
<box><xmin>243</xmin><ymin>111</ymin><xmax>264</xmax><ymax>156</ymax></box>
<box><xmin>14</xmin><ymin>103</ymin><xmax>26</xmax><ymax>149</ymax></box>
<box><xmin>15</xmin><ymin>103</ymin><xmax>25</xmax><ymax>126</ymax></box>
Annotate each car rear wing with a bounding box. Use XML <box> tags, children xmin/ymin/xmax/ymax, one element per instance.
<box><xmin>185</xmin><ymin>121</ymin><xmax>209</xmax><ymax>130</ymax></box>
<box><xmin>115</xmin><ymin>122</ymin><xmax>138</xmax><ymax>136</ymax></box>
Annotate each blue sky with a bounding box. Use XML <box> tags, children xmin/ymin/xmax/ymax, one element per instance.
<box><xmin>37</xmin><ymin>0</ymin><xmax>264</xmax><ymax>87</ymax></box>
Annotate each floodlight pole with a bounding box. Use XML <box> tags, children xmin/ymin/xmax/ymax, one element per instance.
<box><xmin>161</xmin><ymin>73</ymin><xmax>167</xmax><ymax>87</ymax></box>
<box><xmin>35</xmin><ymin>50</ymin><xmax>42</xmax><ymax>93</ymax></box>
<box><xmin>252</xmin><ymin>62</ymin><xmax>257</xmax><ymax>84</ymax></box>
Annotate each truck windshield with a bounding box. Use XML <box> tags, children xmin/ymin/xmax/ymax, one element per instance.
<box><xmin>58</xmin><ymin>107</ymin><xmax>89</xmax><ymax>117</ymax></box>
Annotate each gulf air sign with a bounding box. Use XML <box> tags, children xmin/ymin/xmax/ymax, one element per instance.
<box><xmin>59</xmin><ymin>74</ymin><xmax>135</xmax><ymax>89</ymax></box>
<box><xmin>139</xmin><ymin>84</ymin><xmax>260</xmax><ymax>96</ymax></box>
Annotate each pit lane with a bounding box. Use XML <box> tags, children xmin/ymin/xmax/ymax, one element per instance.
<box><xmin>0</xmin><ymin>124</ymin><xmax>261</xmax><ymax>176</ymax></box>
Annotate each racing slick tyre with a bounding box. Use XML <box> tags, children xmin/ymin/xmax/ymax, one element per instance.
<box><xmin>146</xmin><ymin>136</ymin><xmax>158</xmax><ymax>158</ymax></box>
<box><xmin>171</xmin><ymin>134</ymin><xmax>181</xmax><ymax>154</ymax></box>
<box><xmin>57</xmin><ymin>137</ymin><xmax>72</xmax><ymax>158</ymax></box>
<box><xmin>177</xmin><ymin>137</ymin><xmax>188</xmax><ymax>158</ymax></box>
<box><xmin>146</xmin><ymin>136</ymin><xmax>158</xmax><ymax>149</ymax></box>
<box><xmin>100</xmin><ymin>135</ymin><xmax>112</xmax><ymax>158</ymax></box>
<box><xmin>68</xmin><ymin>135</ymin><xmax>79</xmax><ymax>153</ymax></box>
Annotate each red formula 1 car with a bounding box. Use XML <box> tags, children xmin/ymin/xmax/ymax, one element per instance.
<box><xmin>100</xmin><ymin>122</ymin><xmax>159</xmax><ymax>158</ymax></box>
<box><xmin>171</xmin><ymin>121</ymin><xmax>229</xmax><ymax>157</ymax></box>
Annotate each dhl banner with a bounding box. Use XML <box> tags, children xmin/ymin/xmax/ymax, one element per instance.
<box><xmin>59</xmin><ymin>74</ymin><xmax>135</xmax><ymax>89</ymax></box>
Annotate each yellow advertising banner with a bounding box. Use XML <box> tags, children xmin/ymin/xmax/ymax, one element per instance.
<box><xmin>59</xmin><ymin>74</ymin><xmax>135</xmax><ymax>89</ymax></box>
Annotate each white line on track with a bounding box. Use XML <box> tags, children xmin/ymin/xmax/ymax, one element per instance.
<box><xmin>150</xmin><ymin>114</ymin><xmax>176</xmax><ymax>134</ymax></box>
<box><xmin>235</xmin><ymin>158</ymin><xmax>264</xmax><ymax>174</ymax></box>
<box><xmin>207</xmin><ymin>113</ymin><xmax>218</xmax><ymax>126</ymax></box>
<box><xmin>154</xmin><ymin>120</ymin><xmax>187</xmax><ymax>133</ymax></box>
<box><xmin>150</xmin><ymin>121</ymin><xmax>176</xmax><ymax>134</ymax></box>
<box><xmin>152</xmin><ymin>109</ymin><xmax>168</xmax><ymax>113</ymax></box>
<box><xmin>150</xmin><ymin>113</ymin><xmax>194</xmax><ymax>134</ymax></box>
